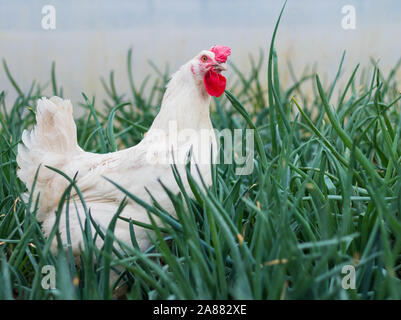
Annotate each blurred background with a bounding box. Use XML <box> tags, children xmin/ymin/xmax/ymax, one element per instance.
<box><xmin>0</xmin><ymin>0</ymin><xmax>400</xmax><ymax>111</ymax></box>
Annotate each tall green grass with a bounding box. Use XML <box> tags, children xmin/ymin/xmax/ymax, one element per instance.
<box><xmin>1</xmin><ymin>8</ymin><xmax>401</xmax><ymax>299</ymax></box>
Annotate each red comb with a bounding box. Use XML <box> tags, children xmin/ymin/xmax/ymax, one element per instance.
<box><xmin>210</xmin><ymin>45</ymin><xmax>231</xmax><ymax>63</ymax></box>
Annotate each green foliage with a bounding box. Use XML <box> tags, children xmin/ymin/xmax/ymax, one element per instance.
<box><xmin>1</xmin><ymin>8</ymin><xmax>401</xmax><ymax>299</ymax></box>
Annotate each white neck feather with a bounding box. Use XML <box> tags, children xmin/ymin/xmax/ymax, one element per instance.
<box><xmin>149</xmin><ymin>62</ymin><xmax>212</xmax><ymax>131</ymax></box>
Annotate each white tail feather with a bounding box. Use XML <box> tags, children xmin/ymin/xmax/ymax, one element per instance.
<box><xmin>17</xmin><ymin>96</ymin><xmax>83</xmax><ymax>217</ymax></box>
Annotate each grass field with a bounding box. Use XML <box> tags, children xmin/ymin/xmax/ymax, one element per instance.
<box><xmin>1</xmin><ymin>9</ymin><xmax>401</xmax><ymax>299</ymax></box>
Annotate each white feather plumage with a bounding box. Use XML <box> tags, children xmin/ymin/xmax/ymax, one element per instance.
<box><xmin>17</xmin><ymin>50</ymin><xmax>220</xmax><ymax>255</ymax></box>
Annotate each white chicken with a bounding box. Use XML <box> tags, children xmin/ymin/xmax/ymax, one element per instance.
<box><xmin>17</xmin><ymin>45</ymin><xmax>231</xmax><ymax>256</ymax></box>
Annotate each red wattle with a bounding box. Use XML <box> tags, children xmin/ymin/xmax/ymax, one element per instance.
<box><xmin>203</xmin><ymin>70</ymin><xmax>226</xmax><ymax>97</ymax></box>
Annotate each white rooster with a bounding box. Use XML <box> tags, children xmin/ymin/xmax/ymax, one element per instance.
<box><xmin>17</xmin><ymin>45</ymin><xmax>231</xmax><ymax>256</ymax></box>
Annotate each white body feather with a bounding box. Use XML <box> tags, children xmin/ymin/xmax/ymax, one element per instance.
<box><xmin>17</xmin><ymin>57</ymin><xmax>217</xmax><ymax>255</ymax></box>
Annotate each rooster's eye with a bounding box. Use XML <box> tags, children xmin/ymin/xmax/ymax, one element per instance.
<box><xmin>201</xmin><ymin>55</ymin><xmax>208</xmax><ymax>62</ymax></box>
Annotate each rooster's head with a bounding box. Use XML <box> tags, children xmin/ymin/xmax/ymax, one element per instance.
<box><xmin>190</xmin><ymin>45</ymin><xmax>231</xmax><ymax>98</ymax></box>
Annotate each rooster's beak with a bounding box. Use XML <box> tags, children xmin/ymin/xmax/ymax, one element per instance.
<box><xmin>213</xmin><ymin>63</ymin><xmax>227</xmax><ymax>72</ymax></box>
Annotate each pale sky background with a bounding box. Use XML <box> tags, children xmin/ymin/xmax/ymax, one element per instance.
<box><xmin>0</xmin><ymin>0</ymin><xmax>400</xmax><ymax>110</ymax></box>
